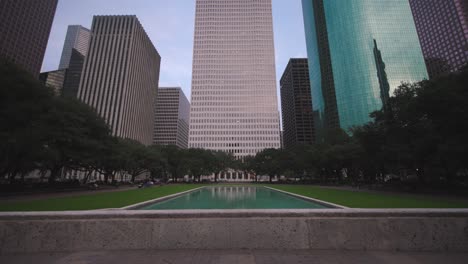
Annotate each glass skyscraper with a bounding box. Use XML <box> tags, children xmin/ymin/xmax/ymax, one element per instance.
<box><xmin>302</xmin><ymin>0</ymin><xmax>428</xmax><ymax>134</ymax></box>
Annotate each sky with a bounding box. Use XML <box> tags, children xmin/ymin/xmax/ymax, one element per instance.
<box><xmin>42</xmin><ymin>0</ymin><xmax>308</xmax><ymax>107</ymax></box>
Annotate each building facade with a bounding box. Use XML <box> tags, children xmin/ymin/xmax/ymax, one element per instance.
<box><xmin>39</xmin><ymin>69</ymin><xmax>67</xmax><ymax>95</ymax></box>
<box><xmin>78</xmin><ymin>16</ymin><xmax>161</xmax><ymax>146</ymax></box>
<box><xmin>189</xmin><ymin>0</ymin><xmax>281</xmax><ymax>159</ymax></box>
<box><xmin>59</xmin><ymin>25</ymin><xmax>91</xmax><ymax>69</ymax></box>
<box><xmin>302</xmin><ymin>0</ymin><xmax>428</xmax><ymax>136</ymax></box>
<box><xmin>0</xmin><ymin>0</ymin><xmax>58</xmax><ymax>77</ymax></box>
<box><xmin>280</xmin><ymin>59</ymin><xmax>315</xmax><ymax>148</ymax></box>
<box><xmin>62</xmin><ymin>49</ymin><xmax>86</xmax><ymax>98</ymax></box>
<box><xmin>409</xmin><ymin>0</ymin><xmax>468</xmax><ymax>79</ymax></box>
<box><xmin>153</xmin><ymin>87</ymin><xmax>190</xmax><ymax>149</ymax></box>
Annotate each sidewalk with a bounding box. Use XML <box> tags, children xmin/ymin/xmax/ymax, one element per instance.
<box><xmin>1</xmin><ymin>250</ymin><xmax>467</xmax><ymax>264</ymax></box>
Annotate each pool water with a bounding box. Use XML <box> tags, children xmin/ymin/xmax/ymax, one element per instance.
<box><xmin>139</xmin><ymin>186</ymin><xmax>330</xmax><ymax>210</ymax></box>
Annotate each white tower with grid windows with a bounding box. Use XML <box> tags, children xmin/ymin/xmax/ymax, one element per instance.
<box><xmin>189</xmin><ymin>0</ymin><xmax>281</xmax><ymax>160</ymax></box>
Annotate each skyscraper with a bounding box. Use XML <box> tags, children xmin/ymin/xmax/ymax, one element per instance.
<box><xmin>280</xmin><ymin>59</ymin><xmax>315</xmax><ymax>148</ymax></box>
<box><xmin>409</xmin><ymin>0</ymin><xmax>468</xmax><ymax>79</ymax></box>
<box><xmin>39</xmin><ymin>69</ymin><xmax>67</xmax><ymax>95</ymax></box>
<box><xmin>62</xmin><ymin>49</ymin><xmax>86</xmax><ymax>98</ymax></box>
<box><xmin>302</xmin><ymin>0</ymin><xmax>428</xmax><ymax>135</ymax></box>
<box><xmin>78</xmin><ymin>16</ymin><xmax>161</xmax><ymax>146</ymax></box>
<box><xmin>153</xmin><ymin>87</ymin><xmax>190</xmax><ymax>149</ymax></box>
<box><xmin>189</xmin><ymin>0</ymin><xmax>281</xmax><ymax>158</ymax></box>
<box><xmin>59</xmin><ymin>25</ymin><xmax>91</xmax><ymax>69</ymax></box>
<box><xmin>0</xmin><ymin>0</ymin><xmax>58</xmax><ymax>77</ymax></box>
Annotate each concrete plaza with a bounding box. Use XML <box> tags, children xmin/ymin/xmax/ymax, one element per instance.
<box><xmin>1</xmin><ymin>249</ymin><xmax>468</xmax><ymax>264</ymax></box>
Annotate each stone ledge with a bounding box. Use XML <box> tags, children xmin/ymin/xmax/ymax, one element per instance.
<box><xmin>1</xmin><ymin>209</ymin><xmax>468</xmax><ymax>220</ymax></box>
<box><xmin>1</xmin><ymin>210</ymin><xmax>467</xmax><ymax>253</ymax></box>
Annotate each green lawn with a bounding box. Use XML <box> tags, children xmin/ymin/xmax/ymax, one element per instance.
<box><xmin>1</xmin><ymin>184</ymin><xmax>467</xmax><ymax>211</ymax></box>
<box><xmin>268</xmin><ymin>185</ymin><xmax>468</xmax><ymax>208</ymax></box>
<box><xmin>0</xmin><ymin>184</ymin><xmax>204</xmax><ymax>211</ymax></box>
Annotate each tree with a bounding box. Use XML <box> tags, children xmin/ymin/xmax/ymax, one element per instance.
<box><xmin>147</xmin><ymin>145</ymin><xmax>167</xmax><ymax>181</ymax></box>
<box><xmin>185</xmin><ymin>148</ymin><xmax>213</xmax><ymax>182</ymax></box>
<box><xmin>254</xmin><ymin>148</ymin><xmax>282</xmax><ymax>183</ymax></box>
<box><xmin>211</xmin><ymin>151</ymin><xmax>235</xmax><ymax>182</ymax></box>
<box><xmin>118</xmin><ymin>139</ymin><xmax>151</xmax><ymax>183</ymax></box>
<box><xmin>38</xmin><ymin>97</ymin><xmax>111</xmax><ymax>183</ymax></box>
<box><xmin>0</xmin><ymin>59</ymin><xmax>55</xmax><ymax>181</ymax></box>
<box><xmin>161</xmin><ymin>145</ymin><xmax>187</xmax><ymax>182</ymax></box>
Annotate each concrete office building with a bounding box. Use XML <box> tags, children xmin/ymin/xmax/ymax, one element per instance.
<box><xmin>78</xmin><ymin>16</ymin><xmax>161</xmax><ymax>146</ymax></box>
<box><xmin>0</xmin><ymin>0</ymin><xmax>58</xmax><ymax>77</ymax></box>
<box><xmin>409</xmin><ymin>0</ymin><xmax>468</xmax><ymax>79</ymax></box>
<box><xmin>189</xmin><ymin>0</ymin><xmax>281</xmax><ymax>160</ymax></box>
<box><xmin>302</xmin><ymin>0</ymin><xmax>428</xmax><ymax>136</ymax></box>
<box><xmin>39</xmin><ymin>69</ymin><xmax>67</xmax><ymax>95</ymax></box>
<box><xmin>59</xmin><ymin>25</ymin><xmax>91</xmax><ymax>70</ymax></box>
<box><xmin>280</xmin><ymin>59</ymin><xmax>315</xmax><ymax>148</ymax></box>
<box><xmin>153</xmin><ymin>87</ymin><xmax>190</xmax><ymax>149</ymax></box>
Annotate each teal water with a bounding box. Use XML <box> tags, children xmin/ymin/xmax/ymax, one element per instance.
<box><xmin>139</xmin><ymin>186</ymin><xmax>328</xmax><ymax>210</ymax></box>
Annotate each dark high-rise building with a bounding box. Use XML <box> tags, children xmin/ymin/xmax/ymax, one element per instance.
<box><xmin>39</xmin><ymin>69</ymin><xmax>67</xmax><ymax>95</ymax></box>
<box><xmin>280</xmin><ymin>59</ymin><xmax>315</xmax><ymax>148</ymax></box>
<box><xmin>59</xmin><ymin>25</ymin><xmax>91</xmax><ymax>70</ymax></box>
<box><xmin>62</xmin><ymin>49</ymin><xmax>85</xmax><ymax>98</ymax></box>
<box><xmin>302</xmin><ymin>0</ymin><xmax>428</xmax><ymax>137</ymax></box>
<box><xmin>409</xmin><ymin>0</ymin><xmax>468</xmax><ymax>79</ymax></box>
<box><xmin>78</xmin><ymin>16</ymin><xmax>161</xmax><ymax>146</ymax></box>
<box><xmin>0</xmin><ymin>0</ymin><xmax>58</xmax><ymax>77</ymax></box>
<box><xmin>153</xmin><ymin>87</ymin><xmax>190</xmax><ymax>149</ymax></box>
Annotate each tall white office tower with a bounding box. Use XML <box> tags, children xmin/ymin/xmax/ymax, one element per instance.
<box><xmin>59</xmin><ymin>25</ymin><xmax>91</xmax><ymax>69</ymax></box>
<box><xmin>189</xmin><ymin>0</ymin><xmax>281</xmax><ymax>159</ymax></box>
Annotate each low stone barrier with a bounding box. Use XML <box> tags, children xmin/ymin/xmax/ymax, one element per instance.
<box><xmin>1</xmin><ymin>209</ymin><xmax>467</xmax><ymax>253</ymax></box>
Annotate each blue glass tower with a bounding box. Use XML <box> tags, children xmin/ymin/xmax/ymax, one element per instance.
<box><xmin>302</xmin><ymin>0</ymin><xmax>428</xmax><ymax>136</ymax></box>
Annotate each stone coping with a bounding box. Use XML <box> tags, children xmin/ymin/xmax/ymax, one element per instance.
<box><xmin>263</xmin><ymin>186</ymin><xmax>348</xmax><ymax>209</ymax></box>
<box><xmin>122</xmin><ymin>186</ymin><xmax>205</xmax><ymax>210</ymax></box>
<box><xmin>1</xmin><ymin>209</ymin><xmax>468</xmax><ymax>220</ymax></box>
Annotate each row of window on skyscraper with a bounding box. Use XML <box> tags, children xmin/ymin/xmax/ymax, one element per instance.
<box><xmin>1</xmin><ymin>0</ymin><xmax>466</xmax><ymax>156</ymax></box>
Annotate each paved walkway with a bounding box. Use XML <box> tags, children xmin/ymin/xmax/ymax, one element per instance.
<box><xmin>1</xmin><ymin>250</ymin><xmax>467</xmax><ymax>264</ymax></box>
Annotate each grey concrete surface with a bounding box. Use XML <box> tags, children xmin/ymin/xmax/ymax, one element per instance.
<box><xmin>1</xmin><ymin>210</ymin><xmax>468</xmax><ymax>254</ymax></box>
<box><xmin>1</xmin><ymin>250</ymin><xmax>468</xmax><ymax>264</ymax></box>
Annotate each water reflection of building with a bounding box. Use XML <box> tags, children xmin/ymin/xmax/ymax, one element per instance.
<box><xmin>217</xmin><ymin>171</ymin><xmax>255</xmax><ymax>182</ymax></box>
<box><xmin>211</xmin><ymin>186</ymin><xmax>256</xmax><ymax>201</ymax></box>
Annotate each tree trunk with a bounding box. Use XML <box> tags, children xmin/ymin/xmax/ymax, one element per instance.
<box><xmin>48</xmin><ymin>166</ymin><xmax>62</xmax><ymax>184</ymax></box>
<box><xmin>82</xmin><ymin>171</ymin><xmax>92</xmax><ymax>184</ymax></box>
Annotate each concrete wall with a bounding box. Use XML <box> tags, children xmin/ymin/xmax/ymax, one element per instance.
<box><xmin>1</xmin><ymin>210</ymin><xmax>467</xmax><ymax>253</ymax></box>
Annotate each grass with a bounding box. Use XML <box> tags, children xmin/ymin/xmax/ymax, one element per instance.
<box><xmin>267</xmin><ymin>185</ymin><xmax>468</xmax><ymax>208</ymax></box>
<box><xmin>1</xmin><ymin>184</ymin><xmax>467</xmax><ymax>211</ymax></box>
<box><xmin>0</xmin><ymin>184</ymin><xmax>204</xmax><ymax>211</ymax></box>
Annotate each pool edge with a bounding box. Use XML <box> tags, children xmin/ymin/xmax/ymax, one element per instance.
<box><xmin>263</xmin><ymin>186</ymin><xmax>348</xmax><ymax>209</ymax></box>
<box><xmin>122</xmin><ymin>186</ymin><xmax>206</xmax><ymax>210</ymax></box>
